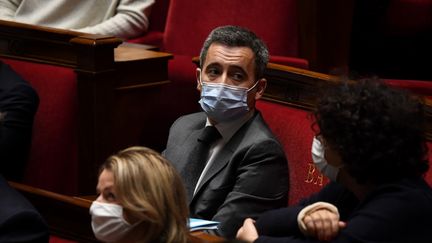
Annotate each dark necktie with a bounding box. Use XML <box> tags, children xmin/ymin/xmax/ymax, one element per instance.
<box><xmin>183</xmin><ymin>126</ymin><xmax>221</xmax><ymax>200</ymax></box>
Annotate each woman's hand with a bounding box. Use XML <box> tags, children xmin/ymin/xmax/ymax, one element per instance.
<box><xmin>303</xmin><ymin>208</ymin><xmax>346</xmax><ymax>241</ymax></box>
<box><xmin>236</xmin><ymin>218</ymin><xmax>258</xmax><ymax>243</ymax></box>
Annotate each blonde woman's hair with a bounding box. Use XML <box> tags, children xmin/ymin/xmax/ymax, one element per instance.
<box><xmin>102</xmin><ymin>146</ymin><xmax>189</xmax><ymax>243</ymax></box>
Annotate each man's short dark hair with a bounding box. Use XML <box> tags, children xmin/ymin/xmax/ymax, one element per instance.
<box><xmin>199</xmin><ymin>25</ymin><xmax>269</xmax><ymax>79</ymax></box>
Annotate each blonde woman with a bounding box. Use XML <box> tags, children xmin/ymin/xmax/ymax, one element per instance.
<box><xmin>90</xmin><ymin>146</ymin><xmax>189</xmax><ymax>243</ymax></box>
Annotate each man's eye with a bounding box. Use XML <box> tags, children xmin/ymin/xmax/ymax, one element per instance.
<box><xmin>232</xmin><ymin>73</ymin><xmax>244</xmax><ymax>81</ymax></box>
<box><xmin>207</xmin><ymin>69</ymin><xmax>220</xmax><ymax>76</ymax></box>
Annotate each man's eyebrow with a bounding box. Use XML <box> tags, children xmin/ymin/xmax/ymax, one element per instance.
<box><xmin>229</xmin><ymin>65</ymin><xmax>247</xmax><ymax>72</ymax></box>
<box><xmin>204</xmin><ymin>62</ymin><xmax>221</xmax><ymax>69</ymax></box>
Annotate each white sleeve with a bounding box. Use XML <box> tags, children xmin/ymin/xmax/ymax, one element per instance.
<box><xmin>0</xmin><ymin>0</ymin><xmax>22</xmax><ymax>20</ymax></box>
<box><xmin>76</xmin><ymin>0</ymin><xmax>155</xmax><ymax>39</ymax></box>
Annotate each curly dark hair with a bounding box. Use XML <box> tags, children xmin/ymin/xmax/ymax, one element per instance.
<box><xmin>313</xmin><ymin>79</ymin><xmax>429</xmax><ymax>185</ymax></box>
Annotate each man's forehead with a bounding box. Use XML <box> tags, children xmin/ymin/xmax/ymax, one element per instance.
<box><xmin>203</xmin><ymin>43</ymin><xmax>255</xmax><ymax>67</ymax></box>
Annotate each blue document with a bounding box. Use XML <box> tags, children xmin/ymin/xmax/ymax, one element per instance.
<box><xmin>188</xmin><ymin>218</ymin><xmax>220</xmax><ymax>232</ymax></box>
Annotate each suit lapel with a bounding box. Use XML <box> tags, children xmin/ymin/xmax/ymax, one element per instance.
<box><xmin>179</xmin><ymin>127</ymin><xmax>205</xmax><ymax>191</ymax></box>
<box><xmin>192</xmin><ymin>112</ymin><xmax>260</xmax><ymax>201</ymax></box>
<box><xmin>193</xmin><ymin>144</ymin><xmax>234</xmax><ymax>198</ymax></box>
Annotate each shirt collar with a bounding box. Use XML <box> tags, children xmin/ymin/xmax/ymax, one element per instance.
<box><xmin>205</xmin><ymin>110</ymin><xmax>255</xmax><ymax>143</ymax></box>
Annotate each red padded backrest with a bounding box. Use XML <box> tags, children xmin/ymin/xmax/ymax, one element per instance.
<box><xmin>257</xmin><ymin>100</ymin><xmax>329</xmax><ymax>205</ymax></box>
<box><xmin>148</xmin><ymin>0</ymin><xmax>171</xmax><ymax>32</ymax></box>
<box><xmin>2</xmin><ymin>59</ymin><xmax>78</xmax><ymax>194</ymax></box>
<box><xmin>163</xmin><ymin>0</ymin><xmax>299</xmax><ymax>57</ymax></box>
<box><xmin>384</xmin><ymin>79</ymin><xmax>432</xmax><ymax>97</ymax></box>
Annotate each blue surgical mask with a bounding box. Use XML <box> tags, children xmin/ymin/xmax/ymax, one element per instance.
<box><xmin>311</xmin><ymin>137</ymin><xmax>343</xmax><ymax>182</ymax></box>
<box><xmin>198</xmin><ymin>76</ymin><xmax>259</xmax><ymax>123</ymax></box>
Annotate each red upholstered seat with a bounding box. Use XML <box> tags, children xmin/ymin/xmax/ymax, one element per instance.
<box><xmin>2</xmin><ymin>58</ymin><xmax>79</xmax><ymax>194</ymax></box>
<box><xmin>257</xmin><ymin>100</ymin><xmax>329</xmax><ymax>205</ymax></box>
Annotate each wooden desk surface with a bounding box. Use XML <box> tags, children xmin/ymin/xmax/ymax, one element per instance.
<box><xmin>114</xmin><ymin>42</ymin><xmax>172</xmax><ymax>62</ymax></box>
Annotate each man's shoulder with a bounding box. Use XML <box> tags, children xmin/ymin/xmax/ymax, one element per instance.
<box><xmin>171</xmin><ymin>112</ymin><xmax>206</xmax><ymax>129</ymax></box>
<box><xmin>243</xmin><ymin>112</ymin><xmax>280</xmax><ymax>141</ymax></box>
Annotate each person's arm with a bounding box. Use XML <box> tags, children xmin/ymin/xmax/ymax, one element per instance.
<box><xmin>244</xmin><ymin>183</ymin><xmax>350</xmax><ymax>243</ymax></box>
<box><xmin>0</xmin><ymin>0</ymin><xmax>21</xmax><ymax>20</ymax></box>
<box><xmin>76</xmin><ymin>0</ymin><xmax>155</xmax><ymax>39</ymax></box>
<box><xmin>0</xmin><ymin>210</ymin><xmax>49</xmax><ymax>242</ymax></box>
<box><xmin>0</xmin><ymin>62</ymin><xmax>39</xmax><ymax>180</ymax></box>
<box><xmin>212</xmin><ymin>139</ymin><xmax>289</xmax><ymax>237</ymax></box>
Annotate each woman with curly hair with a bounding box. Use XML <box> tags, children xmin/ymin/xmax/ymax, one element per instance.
<box><xmin>89</xmin><ymin>146</ymin><xmax>190</xmax><ymax>243</ymax></box>
<box><xmin>237</xmin><ymin>80</ymin><xmax>432</xmax><ymax>242</ymax></box>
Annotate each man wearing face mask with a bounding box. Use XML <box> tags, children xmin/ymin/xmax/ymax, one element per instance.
<box><xmin>163</xmin><ymin>25</ymin><xmax>289</xmax><ymax>238</ymax></box>
<box><xmin>237</xmin><ymin>80</ymin><xmax>432</xmax><ymax>243</ymax></box>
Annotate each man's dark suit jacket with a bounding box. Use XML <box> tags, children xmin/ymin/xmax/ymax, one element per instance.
<box><xmin>0</xmin><ymin>61</ymin><xmax>39</xmax><ymax>181</ymax></box>
<box><xmin>0</xmin><ymin>175</ymin><xmax>49</xmax><ymax>242</ymax></box>
<box><xmin>164</xmin><ymin>111</ymin><xmax>289</xmax><ymax>237</ymax></box>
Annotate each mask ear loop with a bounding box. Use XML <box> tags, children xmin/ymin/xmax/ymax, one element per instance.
<box><xmin>197</xmin><ymin>68</ymin><xmax>203</xmax><ymax>86</ymax></box>
<box><xmin>247</xmin><ymin>79</ymin><xmax>261</xmax><ymax>92</ymax></box>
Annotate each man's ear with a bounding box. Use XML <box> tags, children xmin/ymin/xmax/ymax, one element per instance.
<box><xmin>196</xmin><ymin>68</ymin><xmax>202</xmax><ymax>91</ymax></box>
<box><xmin>255</xmin><ymin>78</ymin><xmax>267</xmax><ymax>100</ymax></box>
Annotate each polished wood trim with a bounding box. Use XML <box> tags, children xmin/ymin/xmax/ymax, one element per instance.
<box><xmin>115</xmin><ymin>80</ymin><xmax>171</xmax><ymax>91</ymax></box>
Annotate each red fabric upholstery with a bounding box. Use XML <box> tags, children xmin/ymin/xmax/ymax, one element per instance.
<box><xmin>256</xmin><ymin>100</ymin><xmax>329</xmax><ymax>205</ymax></box>
<box><xmin>156</xmin><ymin>55</ymin><xmax>202</xmax><ymax>144</ymax></box>
<box><xmin>49</xmin><ymin>236</ymin><xmax>77</xmax><ymax>243</ymax></box>
<box><xmin>1</xmin><ymin>59</ymin><xmax>79</xmax><ymax>195</ymax></box>
<box><xmin>383</xmin><ymin>78</ymin><xmax>432</xmax><ymax>97</ymax></box>
<box><xmin>269</xmin><ymin>55</ymin><xmax>309</xmax><ymax>70</ymax></box>
<box><xmin>128</xmin><ymin>0</ymin><xmax>171</xmax><ymax>47</ymax></box>
<box><xmin>163</xmin><ymin>0</ymin><xmax>300</xmax><ymax>58</ymax></box>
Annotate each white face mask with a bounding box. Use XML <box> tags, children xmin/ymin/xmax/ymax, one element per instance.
<box><xmin>311</xmin><ymin>136</ymin><xmax>343</xmax><ymax>182</ymax></box>
<box><xmin>89</xmin><ymin>201</ymin><xmax>136</xmax><ymax>242</ymax></box>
